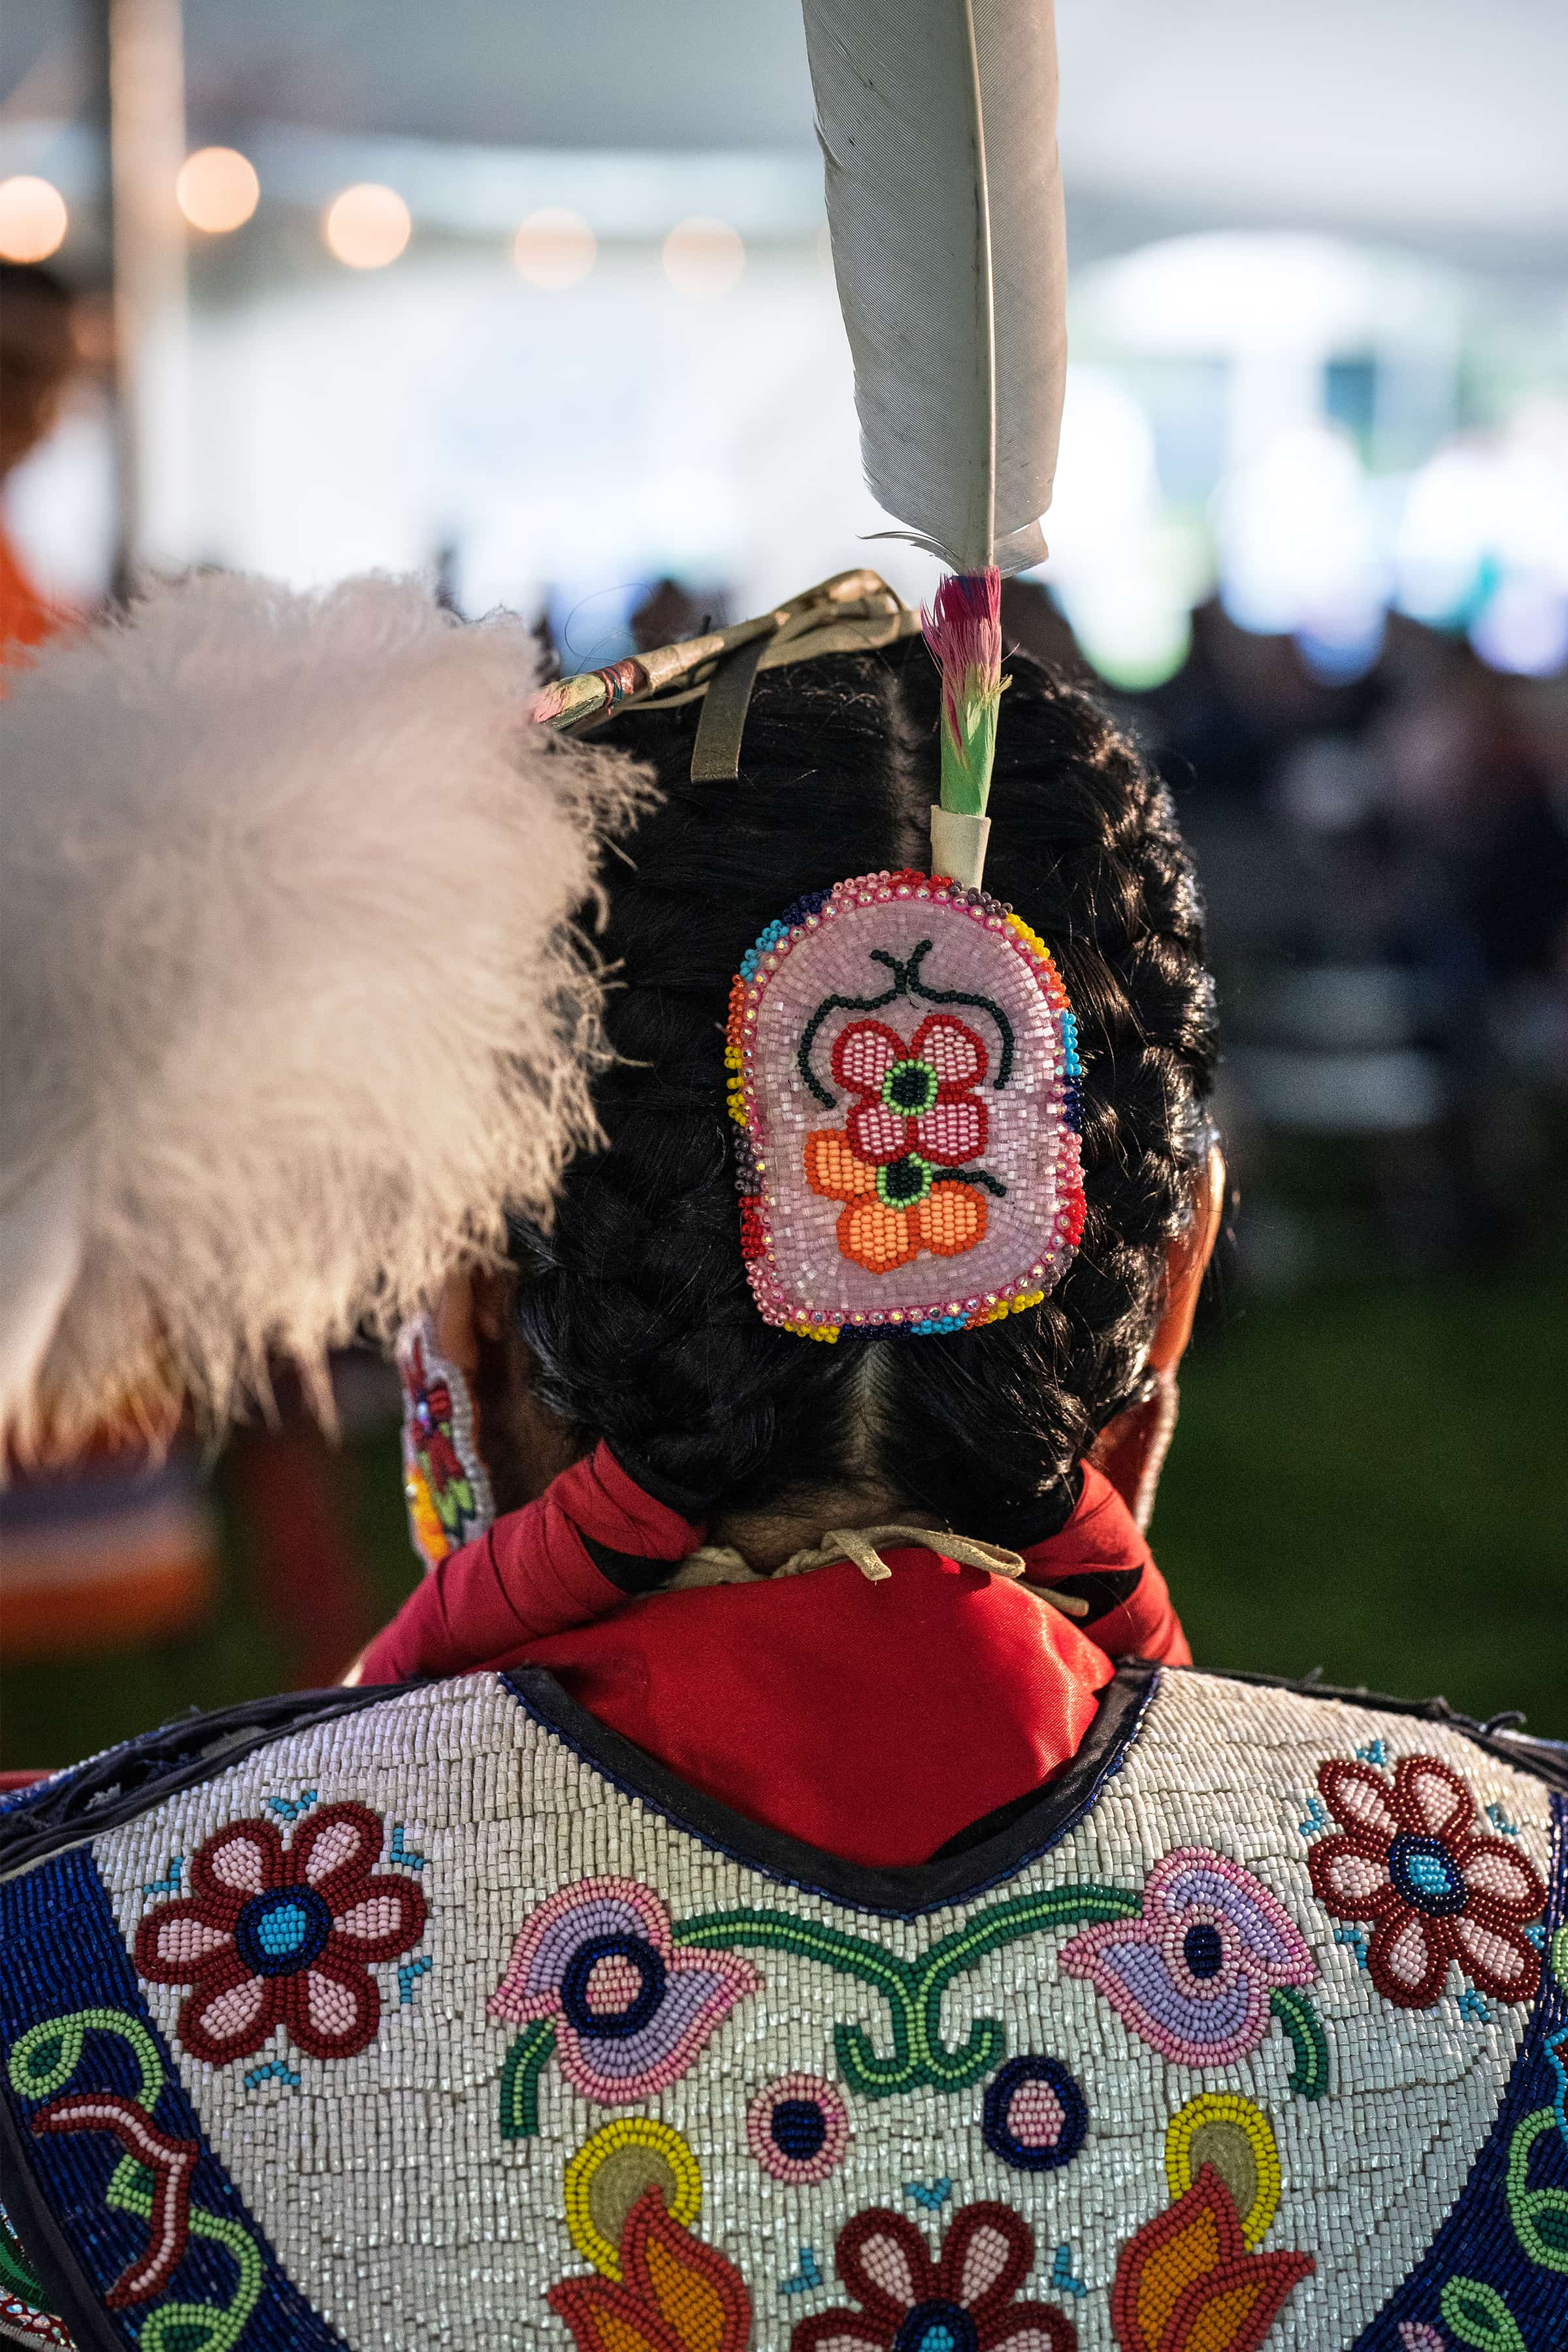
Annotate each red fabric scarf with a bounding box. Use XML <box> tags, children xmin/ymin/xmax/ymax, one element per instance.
<box><xmin>359</xmin><ymin>1447</ymin><xmax>1188</xmax><ymax>1867</ymax></box>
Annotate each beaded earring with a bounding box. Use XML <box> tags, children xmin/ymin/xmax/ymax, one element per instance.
<box><xmin>395</xmin><ymin>1313</ymin><xmax>495</xmax><ymax>1573</ymax></box>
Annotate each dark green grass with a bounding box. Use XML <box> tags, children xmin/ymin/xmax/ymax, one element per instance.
<box><xmin>4</xmin><ymin>1275</ymin><xmax>1563</xmax><ymax>1769</ymax></box>
<box><xmin>1156</xmin><ymin>1273</ymin><xmax>1566</xmax><ymax>1737</ymax></box>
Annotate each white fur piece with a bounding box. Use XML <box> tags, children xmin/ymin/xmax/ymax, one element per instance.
<box><xmin>0</xmin><ymin>571</ymin><xmax>649</xmax><ymax>1459</ymax></box>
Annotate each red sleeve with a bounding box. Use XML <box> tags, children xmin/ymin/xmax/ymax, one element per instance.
<box><xmin>1021</xmin><ymin>1462</ymin><xmax>1191</xmax><ymax>1666</ymax></box>
<box><xmin>358</xmin><ymin>1443</ymin><xmax>706</xmax><ymax>1684</ymax></box>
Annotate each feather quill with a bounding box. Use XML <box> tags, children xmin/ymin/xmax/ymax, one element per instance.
<box><xmin>0</xmin><ymin>572</ymin><xmax>651</xmax><ymax>1463</ymax></box>
<box><xmin>802</xmin><ymin>0</ymin><xmax>1068</xmax><ymax>580</ymax></box>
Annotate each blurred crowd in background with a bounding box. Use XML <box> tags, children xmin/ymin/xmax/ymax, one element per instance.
<box><xmin>2</xmin><ymin>0</ymin><xmax>1565</xmax><ymax>1757</ymax></box>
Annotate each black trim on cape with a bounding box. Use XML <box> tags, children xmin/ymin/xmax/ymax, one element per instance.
<box><xmin>0</xmin><ymin>2083</ymin><xmax>125</xmax><ymax>2352</ymax></box>
<box><xmin>502</xmin><ymin>1659</ymin><xmax>1160</xmax><ymax>1918</ymax></box>
<box><xmin>0</xmin><ymin>1683</ymin><xmax>395</xmax><ymax>1878</ymax></box>
<box><xmin>3</xmin><ymin>1659</ymin><xmax>1562</xmax><ymax>1895</ymax></box>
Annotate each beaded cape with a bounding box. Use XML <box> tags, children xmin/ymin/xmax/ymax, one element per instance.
<box><xmin>1</xmin><ymin>1665</ymin><xmax>1564</xmax><ymax>2352</ymax></box>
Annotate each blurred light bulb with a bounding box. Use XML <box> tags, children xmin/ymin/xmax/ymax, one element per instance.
<box><xmin>1470</xmin><ymin>583</ymin><xmax>1568</xmax><ymax>679</ymax></box>
<box><xmin>323</xmin><ymin>183</ymin><xmax>411</xmax><ymax>270</ymax></box>
<box><xmin>662</xmin><ymin>216</ymin><xmax>745</xmax><ymax>300</ymax></box>
<box><xmin>0</xmin><ymin>175</ymin><xmax>68</xmax><ymax>263</ymax></box>
<box><xmin>1215</xmin><ymin>421</ymin><xmax>1387</xmax><ymax>641</ymax></box>
<box><xmin>513</xmin><ymin>207</ymin><xmax>596</xmax><ymax>291</ymax></box>
<box><xmin>177</xmin><ymin>146</ymin><xmax>259</xmax><ymax>234</ymax></box>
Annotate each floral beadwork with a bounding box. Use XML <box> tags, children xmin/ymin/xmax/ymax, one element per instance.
<box><xmin>1058</xmin><ymin>1848</ymin><xmax>1316</xmax><ymax>2070</ymax></box>
<box><xmin>5</xmin><ymin>1668</ymin><xmax>1565</xmax><ymax>2352</ymax></box>
<box><xmin>550</xmin><ymin>2185</ymin><xmax>750</xmax><ymax>2352</ymax></box>
<box><xmin>806</xmin><ymin>1128</ymin><xmax>991</xmax><ymax>1275</ymax></box>
<box><xmin>727</xmin><ymin>869</ymin><xmax>1085</xmax><ymax>1338</ymax></box>
<box><xmin>981</xmin><ymin>2056</ymin><xmax>1086</xmax><ymax>2174</ymax></box>
<box><xmin>1162</xmin><ymin>2095</ymin><xmax>1282</xmax><ymax>2250</ymax></box>
<box><xmin>835</xmin><ymin>1014</ymin><xmax>992</xmax><ymax>1169</ymax></box>
<box><xmin>1110</xmin><ymin>2166</ymin><xmax>1314</xmax><ymax>2351</ymax></box>
<box><xmin>135</xmin><ymin>1802</ymin><xmax>427</xmax><ymax>2066</ymax></box>
<box><xmin>1307</xmin><ymin>1752</ymin><xmax>1547</xmax><ymax>2010</ymax></box>
<box><xmin>564</xmin><ymin>2119</ymin><xmax>703</xmax><ymax>2282</ymax></box>
<box><xmin>396</xmin><ymin>1312</ymin><xmax>495</xmax><ymax>1573</ymax></box>
<box><xmin>746</xmin><ymin>2074</ymin><xmax>851</xmax><ymax>2184</ymax></box>
<box><xmin>808</xmin><ymin>1011</ymin><xmax>1004</xmax><ymax>1275</ymax></box>
<box><xmin>7</xmin><ymin>2006</ymin><xmax>267</xmax><ymax>2345</ymax></box>
<box><xmin>489</xmin><ymin>1876</ymin><xmax>761</xmax><ymax>2107</ymax></box>
<box><xmin>792</xmin><ymin>2199</ymin><xmax>1078</xmax><ymax>2352</ymax></box>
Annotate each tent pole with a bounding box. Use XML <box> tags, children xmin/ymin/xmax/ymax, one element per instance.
<box><xmin>96</xmin><ymin>0</ymin><xmax>190</xmax><ymax>591</ymax></box>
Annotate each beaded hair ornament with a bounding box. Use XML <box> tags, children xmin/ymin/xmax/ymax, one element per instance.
<box><xmin>396</xmin><ymin>1313</ymin><xmax>495</xmax><ymax>1573</ymax></box>
<box><xmin>537</xmin><ymin>571</ymin><xmax>1086</xmax><ymax>1345</ymax></box>
<box><xmin>725</xmin><ymin>574</ymin><xmax>1085</xmax><ymax>1339</ymax></box>
<box><xmin>539</xmin><ymin>0</ymin><xmax>1079</xmax><ymax>1343</ymax></box>
<box><xmin>726</xmin><ymin>858</ymin><xmax>1084</xmax><ymax>1341</ymax></box>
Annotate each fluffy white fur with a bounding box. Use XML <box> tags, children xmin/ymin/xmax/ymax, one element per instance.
<box><xmin>0</xmin><ymin>571</ymin><xmax>649</xmax><ymax>1459</ymax></box>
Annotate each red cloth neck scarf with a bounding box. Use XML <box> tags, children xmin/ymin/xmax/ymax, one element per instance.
<box><xmin>359</xmin><ymin>1445</ymin><xmax>1188</xmax><ymax>1867</ymax></box>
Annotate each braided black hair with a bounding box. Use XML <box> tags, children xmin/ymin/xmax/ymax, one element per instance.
<box><xmin>510</xmin><ymin>632</ymin><xmax>1217</xmax><ymax>1542</ymax></box>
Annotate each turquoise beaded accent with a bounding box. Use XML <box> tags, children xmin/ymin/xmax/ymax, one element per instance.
<box><xmin>257</xmin><ymin>1903</ymin><xmax>313</xmax><ymax>1960</ymax></box>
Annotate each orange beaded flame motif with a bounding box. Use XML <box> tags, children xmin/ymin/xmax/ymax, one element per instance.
<box><xmin>549</xmin><ymin>2186</ymin><xmax>751</xmax><ymax>2352</ymax></box>
<box><xmin>1109</xmin><ymin>2166</ymin><xmax>1313</xmax><ymax>2352</ymax></box>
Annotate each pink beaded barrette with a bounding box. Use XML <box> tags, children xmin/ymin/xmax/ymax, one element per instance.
<box><xmin>528</xmin><ymin>566</ymin><xmax>1086</xmax><ymax>1342</ymax></box>
<box><xmin>725</xmin><ymin>865</ymin><xmax>1085</xmax><ymax>1341</ymax></box>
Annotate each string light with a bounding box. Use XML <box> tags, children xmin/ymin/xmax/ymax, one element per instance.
<box><xmin>514</xmin><ymin>208</ymin><xmax>596</xmax><ymax>291</ymax></box>
<box><xmin>323</xmin><ymin>184</ymin><xmax>411</xmax><ymax>270</ymax></box>
<box><xmin>0</xmin><ymin>175</ymin><xmax>68</xmax><ymax>264</ymax></box>
<box><xmin>662</xmin><ymin>216</ymin><xmax>745</xmax><ymax>300</ymax></box>
<box><xmin>177</xmin><ymin>147</ymin><xmax>259</xmax><ymax>234</ymax></box>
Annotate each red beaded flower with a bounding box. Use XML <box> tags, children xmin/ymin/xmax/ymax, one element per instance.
<box><xmin>1307</xmin><ymin>1752</ymin><xmax>1546</xmax><ymax>2009</ymax></box>
<box><xmin>834</xmin><ymin>1013</ymin><xmax>990</xmax><ymax>1169</ymax></box>
<box><xmin>135</xmin><ymin>1801</ymin><xmax>427</xmax><ymax>2066</ymax></box>
<box><xmin>792</xmin><ymin>2200</ymin><xmax>1077</xmax><ymax>2352</ymax></box>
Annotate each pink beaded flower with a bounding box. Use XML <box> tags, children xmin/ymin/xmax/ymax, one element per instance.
<box><xmin>488</xmin><ymin>1876</ymin><xmax>760</xmax><ymax>2105</ymax></box>
<box><xmin>135</xmin><ymin>1802</ymin><xmax>427</xmax><ymax>2067</ymax></box>
<box><xmin>1307</xmin><ymin>1752</ymin><xmax>1546</xmax><ymax>2009</ymax></box>
<box><xmin>745</xmin><ymin>2073</ymin><xmax>851</xmax><ymax>2184</ymax></box>
<box><xmin>1059</xmin><ymin>1848</ymin><xmax>1315</xmax><ymax>2068</ymax></box>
